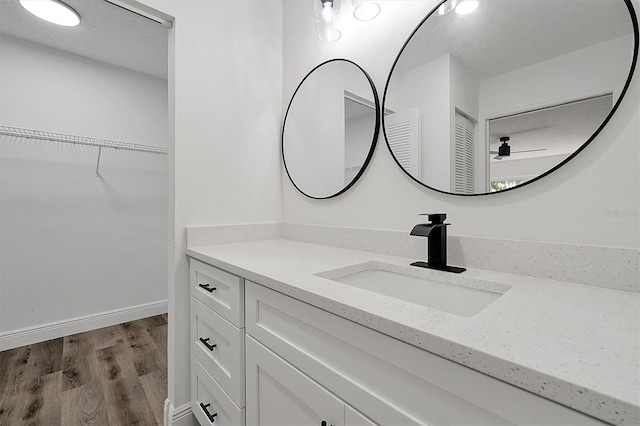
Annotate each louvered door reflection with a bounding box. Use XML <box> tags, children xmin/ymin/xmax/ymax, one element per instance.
<box><xmin>385</xmin><ymin>108</ymin><xmax>421</xmax><ymax>180</ymax></box>
<box><xmin>453</xmin><ymin>111</ymin><xmax>476</xmax><ymax>194</ymax></box>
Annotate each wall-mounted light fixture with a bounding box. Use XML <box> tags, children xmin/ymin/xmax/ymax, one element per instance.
<box><xmin>314</xmin><ymin>0</ymin><xmax>341</xmax><ymax>42</ymax></box>
<box><xmin>455</xmin><ymin>0</ymin><xmax>479</xmax><ymax>15</ymax></box>
<box><xmin>438</xmin><ymin>0</ymin><xmax>457</xmax><ymax>15</ymax></box>
<box><xmin>438</xmin><ymin>0</ymin><xmax>479</xmax><ymax>16</ymax></box>
<box><xmin>19</xmin><ymin>0</ymin><xmax>81</xmax><ymax>26</ymax></box>
<box><xmin>352</xmin><ymin>0</ymin><xmax>380</xmax><ymax>21</ymax></box>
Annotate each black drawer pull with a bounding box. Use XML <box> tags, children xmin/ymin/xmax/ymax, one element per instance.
<box><xmin>200</xmin><ymin>402</ymin><xmax>218</xmax><ymax>423</ymax></box>
<box><xmin>321</xmin><ymin>421</ymin><xmax>332</xmax><ymax>426</ymax></box>
<box><xmin>198</xmin><ymin>283</ymin><xmax>216</xmax><ymax>293</ymax></box>
<box><xmin>199</xmin><ymin>337</ymin><xmax>217</xmax><ymax>351</ymax></box>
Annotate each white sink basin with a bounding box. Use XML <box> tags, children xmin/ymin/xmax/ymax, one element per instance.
<box><xmin>318</xmin><ymin>262</ymin><xmax>509</xmax><ymax>317</ymax></box>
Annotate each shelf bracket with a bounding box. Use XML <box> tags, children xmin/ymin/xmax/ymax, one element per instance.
<box><xmin>95</xmin><ymin>146</ymin><xmax>102</xmax><ymax>177</ymax></box>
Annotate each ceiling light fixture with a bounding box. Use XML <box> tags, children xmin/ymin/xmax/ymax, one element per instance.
<box><xmin>314</xmin><ymin>0</ymin><xmax>341</xmax><ymax>43</ymax></box>
<box><xmin>455</xmin><ymin>0</ymin><xmax>479</xmax><ymax>15</ymax></box>
<box><xmin>19</xmin><ymin>0</ymin><xmax>80</xmax><ymax>27</ymax></box>
<box><xmin>352</xmin><ymin>0</ymin><xmax>380</xmax><ymax>21</ymax></box>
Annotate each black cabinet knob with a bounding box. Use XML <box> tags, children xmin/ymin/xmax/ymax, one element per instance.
<box><xmin>198</xmin><ymin>283</ymin><xmax>216</xmax><ymax>293</ymax></box>
<box><xmin>200</xmin><ymin>402</ymin><xmax>218</xmax><ymax>423</ymax></box>
<box><xmin>199</xmin><ymin>337</ymin><xmax>217</xmax><ymax>352</ymax></box>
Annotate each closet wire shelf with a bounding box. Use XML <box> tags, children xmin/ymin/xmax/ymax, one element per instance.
<box><xmin>0</xmin><ymin>125</ymin><xmax>168</xmax><ymax>154</ymax></box>
<box><xmin>0</xmin><ymin>125</ymin><xmax>167</xmax><ymax>176</ymax></box>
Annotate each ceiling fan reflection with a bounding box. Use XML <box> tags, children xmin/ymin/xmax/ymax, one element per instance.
<box><xmin>490</xmin><ymin>136</ymin><xmax>546</xmax><ymax>160</ymax></box>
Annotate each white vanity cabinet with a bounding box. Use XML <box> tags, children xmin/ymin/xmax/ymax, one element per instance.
<box><xmin>189</xmin><ymin>257</ymin><xmax>608</xmax><ymax>426</ymax></box>
<box><xmin>244</xmin><ymin>281</ymin><xmax>607</xmax><ymax>426</ymax></box>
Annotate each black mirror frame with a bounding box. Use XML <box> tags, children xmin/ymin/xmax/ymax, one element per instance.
<box><xmin>282</xmin><ymin>58</ymin><xmax>381</xmax><ymax>200</ymax></box>
<box><xmin>382</xmin><ymin>0</ymin><xmax>639</xmax><ymax>197</ymax></box>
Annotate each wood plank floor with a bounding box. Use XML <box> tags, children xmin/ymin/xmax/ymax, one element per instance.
<box><xmin>0</xmin><ymin>314</ymin><xmax>168</xmax><ymax>426</ymax></box>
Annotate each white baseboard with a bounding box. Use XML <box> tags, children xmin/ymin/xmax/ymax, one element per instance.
<box><xmin>165</xmin><ymin>399</ymin><xmax>195</xmax><ymax>426</ymax></box>
<box><xmin>0</xmin><ymin>299</ymin><xmax>168</xmax><ymax>351</ymax></box>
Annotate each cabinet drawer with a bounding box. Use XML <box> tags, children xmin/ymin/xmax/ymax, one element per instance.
<box><xmin>191</xmin><ymin>297</ymin><xmax>245</xmax><ymax>407</ymax></box>
<box><xmin>190</xmin><ymin>258</ymin><xmax>244</xmax><ymax>328</ymax></box>
<box><xmin>192</xmin><ymin>355</ymin><xmax>245</xmax><ymax>426</ymax></box>
<box><xmin>245</xmin><ymin>281</ymin><xmax>606</xmax><ymax>426</ymax></box>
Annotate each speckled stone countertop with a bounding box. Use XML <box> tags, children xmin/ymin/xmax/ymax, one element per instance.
<box><xmin>186</xmin><ymin>239</ymin><xmax>640</xmax><ymax>425</ymax></box>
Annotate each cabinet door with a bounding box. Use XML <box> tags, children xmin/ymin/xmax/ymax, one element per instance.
<box><xmin>246</xmin><ymin>336</ymin><xmax>344</xmax><ymax>426</ymax></box>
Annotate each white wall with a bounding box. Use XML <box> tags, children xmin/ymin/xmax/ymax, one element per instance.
<box><xmin>394</xmin><ymin>54</ymin><xmax>451</xmax><ymax>189</ymax></box>
<box><xmin>0</xmin><ymin>35</ymin><xmax>168</xmax><ymax>333</ymax></box>
<box><xmin>450</xmin><ymin>55</ymin><xmax>480</xmax><ymax>121</ymax></box>
<box><xmin>0</xmin><ymin>35</ymin><xmax>168</xmax><ymax>146</ymax></box>
<box><xmin>128</xmin><ymin>0</ymin><xmax>284</xmax><ymax>416</ymax></box>
<box><xmin>345</xmin><ymin>110</ymin><xmax>376</xmax><ymax>171</ymax></box>
<box><xmin>282</xmin><ymin>0</ymin><xmax>639</xmax><ymax>249</ymax></box>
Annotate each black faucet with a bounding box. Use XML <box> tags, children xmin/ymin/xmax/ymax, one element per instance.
<box><xmin>410</xmin><ymin>213</ymin><xmax>466</xmax><ymax>273</ymax></box>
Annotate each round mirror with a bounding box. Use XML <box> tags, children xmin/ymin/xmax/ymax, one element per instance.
<box><xmin>383</xmin><ymin>0</ymin><xmax>638</xmax><ymax>195</ymax></box>
<box><xmin>283</xmin><ymin>59</ymin><xmax>380</xmax><ymax>199</ymax></box>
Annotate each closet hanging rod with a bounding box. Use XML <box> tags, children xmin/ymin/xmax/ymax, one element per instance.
<box><xmin>0</xmin><ymin>125</ymin><xmax>168</xmax><ymax>155</ymax></box>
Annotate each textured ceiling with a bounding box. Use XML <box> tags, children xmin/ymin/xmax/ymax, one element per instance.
<box><xmin>396</xmin><ymin>0</ymin><xmax>634</xmax><ymax>80</ymax></box>
<box><xmin>0</xmin><ymin>0</ymin><xmax>169</xmax><ymax>79</ymax></box>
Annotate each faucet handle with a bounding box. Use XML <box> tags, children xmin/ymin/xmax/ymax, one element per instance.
<box><xmin>419</xmin><ymin>213</ymin><xmax>447</xmax><ymax>224</ymax></box>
